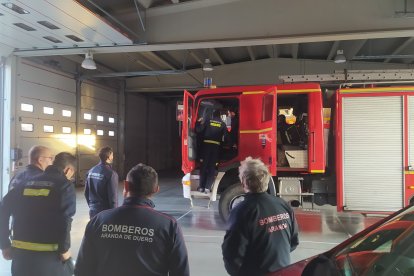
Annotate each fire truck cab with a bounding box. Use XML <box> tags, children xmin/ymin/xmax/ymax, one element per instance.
<box><xmin>181</xmin><ymin>83</ymin><xmax>326</xmax><ymax>220</ymax></box>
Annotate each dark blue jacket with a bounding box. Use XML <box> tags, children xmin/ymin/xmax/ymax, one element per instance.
<box><xmin>222</xmin><ymin>193</ymin><xmax>299</xmax><ymax>276</ymax></box>
<box><xmin>75</xmin><ymin>197</ymin><xmax>189</xmax><ymax>276</ymax></box>
<box><xmin>0</xmin><ymin>165</ymin><xmax>76</xmax><ymax>253</ymax></box>
<box><xmin>8</xmin><ymin>164</ymin><xmax>43</xmax><ymax>191</ymax></box>
<box><xmin>84</xmin><ymin>162</ymin><xmax>118</xmax><ymax>213</ymax></box>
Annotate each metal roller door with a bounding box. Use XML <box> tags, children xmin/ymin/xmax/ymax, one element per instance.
<box><xmin>343</xmin><ymin>96</ymin><xmax>403</xmax><ymax>211</ymax></box>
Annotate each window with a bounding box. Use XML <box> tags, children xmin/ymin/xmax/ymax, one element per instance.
<box><xmin>43</xmin><ymin>107</ymin><xmax>54</xmax><ymax>115</ymax></box>
<box><xmin>108</xmin><ymin>117</ymin><xmax>115</xmax><ymax>123</ymax></box>
<box><xmin>84</xmin><ymin>129</ymin><xmax>91</xmax><ymax>135</ymax></box>
<box><xmin>43</xmin><ymin>125</ymin><xmax>54</xmax><ymax>133</ymax></box>
<box><xmin>21</xmin><ymin>123</ymin><xmax>33</xmax><ymax>132</ymax></box>
<box><xmin>62</xmin><ymin>127</ymin><xmax>71</xmax><ymax>134</ymax></box>
<box><xmin>262</xmin><ymin>94</ymin><xmax>274</xmax><ymax>122</ymax></box>
<box><xmin>97</xmin><ymin>115</ymin><xmax>104</xmax><ymax>122</ymax></box>
<box><xmin>21</xmin><ymin>103</ymin><xmax>33</xmax><ymax>112</ymax></box>
<box><xmin>108</xmin><ymin>130</ymin><xmax>115</xmax><ymax>137</ymax></box>
<box><xmin>97</xmin><ymin>129</ymin><xmax>104</xmax><ymax>136</ymax></box>
<box><xmin>62</xmin><ymin>110</ymin><xmax>72</xmax><ymax>117</ymax></box>
<box><xmin>84</xmin><ymin>113</ymin><xmax>92</xmax><ymax>120</ymax></box>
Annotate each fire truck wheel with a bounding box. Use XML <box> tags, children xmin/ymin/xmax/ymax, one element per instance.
<box><xmin>219</xmin><ymin>183</ymin><xmax>245</xmax><ymax>222</ymax></box>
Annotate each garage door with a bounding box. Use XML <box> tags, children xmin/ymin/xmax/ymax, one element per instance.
<box><xmin>343</xmin><ymin>96</ymin><xmax>403</xmax><ymax>211</ymax></box>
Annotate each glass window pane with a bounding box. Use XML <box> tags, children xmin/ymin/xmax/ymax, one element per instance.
<box><xmin>97</xmin><ymin>129</ymin><xmax>104</xmax><ymax>136</ymax></box>
<box><xmin>21</xmin><ymin>123</ymin><xmax>33</xmax><ymax>132</ymax></box>
<box><xmin>84</xmin><ymin>128</ymin><xmax>91</xmax><ymax>135</ymax></box>
<box><xmin>62</xmin><ymin>127</ymin><xmax>71</xmax><ymax>134</ymax></box>
<box><xmin>43</xmin><ymin>125</ymin><xmax>54</xmax><ymax>133</ymax></box>
<box><xmin>21</xmin><ymin>103</ymin><xmax>33</xmax><ymax>112</ymax></box>
<box><xmin>84</xmin><ymin>113</ymin><xmax>92</xmax><ymax>120</ymax></box>
<box><xmin>109</xmin><ymin>117</ymin><xmax>115</xmax><ymax>123</ymax></box>
<box><xmin>62</xmin><ymin>110</ymin><xmax>72</xmax><ymax>117</ymax></box>
<box><xmin>43</xmin><ymin>107</ymin><xmax>54</xmax><ymax>115</ymax></box>
<box><xmin>108</xmin><ymin>130</ymin><xmax>115</xmax><ymax>136</ymax></box>
<box><xmin>97</xmin><ymin>115</ymin><xmax>104</xmax><ymax>122</ymax></box>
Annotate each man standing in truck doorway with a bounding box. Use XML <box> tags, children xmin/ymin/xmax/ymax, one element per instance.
<box><xmin>196</xmin><ymin>109</ymin><xmax>228</xmax><ymax>193</ymax></box>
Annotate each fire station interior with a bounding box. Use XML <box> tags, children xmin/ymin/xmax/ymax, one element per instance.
<box><xmin>2</xmin><ymin>0</ymin><xmax>414</xmax><ymax>275</ymax></box>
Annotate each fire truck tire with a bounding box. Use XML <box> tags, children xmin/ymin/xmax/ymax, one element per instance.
<box><xmin>219</xmin><ymin>183</ymin><xmax>245</xmax><ymax>222</ymax></box>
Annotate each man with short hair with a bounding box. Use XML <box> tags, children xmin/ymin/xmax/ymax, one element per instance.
<box><xmin>222</xmin><ymin>157</ymin><xmax>299</xmax><ymax>276</ymax></box>
<box><xmin>9</xmin><ymin>145</ymin><xmax>54</xmax><ymax>190</ymax></box>
<box><xmin>0</xmin><ymin>152</ymin><xmax>77</xmax><ymax>276</ymax></box>
<box><xmin>75</xmin><ymin>163</ymin><xmax>189</xmax><ymax>276</ymax></box>
<box><xmin>84</xmin><ymin>146</ymin><xmax>119</xmax><ymax>218</ymax></box>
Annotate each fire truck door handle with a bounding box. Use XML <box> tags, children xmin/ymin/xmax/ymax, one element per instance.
<box><xmin>311</xmin><ymin>131</ymin><xmax>315</xmax><ymax>162</ymax></box>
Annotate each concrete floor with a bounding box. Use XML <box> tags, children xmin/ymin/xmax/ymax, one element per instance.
<box><xmin>0</xmin><ymin>172</ymin><xmax>382</xmax><ymax>275</ymax></box>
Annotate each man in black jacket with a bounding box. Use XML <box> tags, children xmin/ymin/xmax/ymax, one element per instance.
<box><xmin>0</xmin><ymin>152</ymin><xmax>76</xmax><ymax>276</ymax></box>
<box><xmin>75</xmin><ymin>163</ymin><xmax>189</xmax><ymax>276</ymax></box>
<box><xmin>84</xmin><ymin>146</ymin><xmax>119</xmax><ymax>218</ymax></box>
<box><xmin>196</xmin><ymin>109</ymin><xmax>228</xmax><ymax>192</ymax></box>
<box><xmin>9</xmin><ymin>145</ymin><xmax>54</xmax><ymax>190</ymax></box>
<box><xmin>222</xmin><ymin>157</ymin><xmax>299</xmax><ymax>276</ymax></box>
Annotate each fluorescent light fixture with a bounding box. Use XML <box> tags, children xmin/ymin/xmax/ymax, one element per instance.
<box><xmin>81</xmin><ymin>51</ymin><xmax>97</xmax><ymax>70</ymax></box>
<box><xmin>202</xmin><ymin>58</ymin><xmax>213</xmax><ymax>71</ymax></box>
<box><xmin>334</xmin><ymin>50</ymin><xmax>346</xmax><ymax>64</ymax></box>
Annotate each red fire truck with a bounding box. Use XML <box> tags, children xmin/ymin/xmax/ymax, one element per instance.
<box><xmin>181</xmin><ymin>83</ymin><xmax>414</xmax><ymax>220</ymax></box>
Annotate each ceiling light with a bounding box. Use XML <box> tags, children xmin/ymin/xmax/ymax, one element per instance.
<box><xmin>202</xmin><ymin>58</ymin><xmax>213</xmax><ymax>71</ymax></box>
<box><xmin>334</xmin><ymin>49</ymin><xmax>346</xmax><ymax>64</ymax></box>
<box><xmin>81</xmin><ymin>51</ymin><xmax>97</xmax><ymax>70</ymax></box>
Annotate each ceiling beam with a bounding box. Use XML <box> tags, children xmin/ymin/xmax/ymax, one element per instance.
<box><xmin>247</xmin><ymin>46</ymin><xmax>256</xmax><ymax>61</ymax></box>
<box><xmin>14</xmin><ymin>29</ymin><xmax>414</xmax><ymax>57</ymax></box>
<box><xmin>142</xmin><ymin>51</ymin><xmax>177</xmax><ymax>70</ymax></box>
<box><xmin>266</xmin><ymin>45</ymin><xmax>279</xmax><ymax>58</ymax></box>
<box><xmin>291</xmin><ymin>43</ymin><xmax>299</xmax><ymax>59</ymax></box>
<box><xmin>327</xmin><ymin>41</ymin><xmax>340</xmax><ymax>60</ymax></box>
<box><xmin>347</xmin><ymin>39</ymin><xmax>367</xmax><ymax>60</ymax></box>
<box><xmin>189</xmin><ymin>50</ymin><xmax>203</xmax><ymax>65</ymax></box>
<box><xmin>211</xmin><ymin>48</ymin><xmax>225</xmax><ymax>65</ymax></box>
<box><xmin>125</xmin><ymin>53</ymin><xmax>157</xmax><ymax>70</ymax></box>
<box><xmin>384</xmin><ymin>37</ymin><xmax>414</xmax><ymax>62</ymax></box>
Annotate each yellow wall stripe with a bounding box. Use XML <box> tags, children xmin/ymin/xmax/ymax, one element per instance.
<box><xmin>341</xmin><ymin>87</ymin><xmax>414</xmax><ymax>93</ymax></box>
<box><xmin>23</xmin><ymin>188</ymin><xmax>50</xmax><ymax>197</ymax></box>
<box><xmin>278</xmin><ymin>89</ymin><xmax>321</xmax><ymax>93</ymax></box>
<box><xmin>242</xmin><ymin>91</ymin><xmax>265</xmax><ymax>95</ymax></box>
<box><xmin>240</xmin><ymin>128</ymin><xmax>273</xmax><ymax>134</ymax></box>
<box><xmin>405</xmin><ymin>171</ymin><xmax>414</xmax><ymax>175</ymax></box>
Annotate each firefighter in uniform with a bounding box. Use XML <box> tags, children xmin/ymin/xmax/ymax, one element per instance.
<box><xmin>75</xmin><ymin>163</ymin><xmax>189</xmax><ymax>276</ymax></box>
<box><xmin>222</xmin><ymin>157</ymin><xmax>299</xmax><ymax>276</ymax></box>
<box><xmin>9</xmin><ymin>145</ymin><xmax>54</xmax><ymax>190</ymax></box>
<box><xmin>0</xmin><ymin>152</ymin><xmax>77</xmax><ymax>276</ymax></box>
<box><xmin>84</xmin><ymin>146</ymin><xmax>119</xmax><ymax>218</ymax></box>
<box><xmin>196</xmin><ymin>109</ymin><xmax>228</xmax><ymax>192</ymax></box>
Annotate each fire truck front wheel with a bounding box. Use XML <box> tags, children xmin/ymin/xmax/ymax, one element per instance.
<box><xmin>219</xmin><ymin>183</ymin><xmax>245</xmax><ymax>222</ymax></box>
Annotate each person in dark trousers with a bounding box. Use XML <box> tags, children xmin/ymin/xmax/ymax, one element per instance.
<box><xmin>84</xmin><ymin>146</ymin><xmax>119</xmax><ymax>218</ymax></box>
<box><xmin>9</xmin><ymin>145</ymin><xmax>54</xmax><ymax>190</ymax></box>
<box><xmin>75</xmin><ymin>163</ymin><xmax>189</xmax><ymax>276</ymax></box>
<box><xmin>0</xmin><ymin>152</ymin><xmax>77</xmax><ymax>276</ymax></box>
<box><xmin>222</xmin><ymin>157</ymin><xmax>299</xmax><ymax>276</ymax></box>
<box><xmin>196</xmin><ymin>109</ymin><xmax>228</xmax><ymax>192</ymax></box>
<box><xmin>228</xmin><ymin>107</ymin><xmax>239</xmax><ymax>149</ymax></box>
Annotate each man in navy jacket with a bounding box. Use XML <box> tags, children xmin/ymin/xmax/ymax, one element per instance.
<box><xmin>84</xmin><ymin>146</ymin><xmax>119</xmax><ymax>218</ymax></box>
<box><xmin>75</xmin><ymin>163</ymin><xmax>189</xmax><ymax>276</ymax></box>
<box><xmin>222</xmin><ymin>157</ymin><xmax>299</xmax><ymax>276</ymax></box>
<box><xmin>0</xmin><ymin>152</ymin><xmax>76</xmax><ymax>276</ymax></box>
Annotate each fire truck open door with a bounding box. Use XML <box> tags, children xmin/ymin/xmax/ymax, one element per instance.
<box><xmin>239</xmin><ymin>87</ymin><xmax>277</xmax><ymax>175</ymax></box>
<box><xmin>182</xmin><ymin>90</ymin><xmax>196</xmax><ymax>174</ymax></box>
